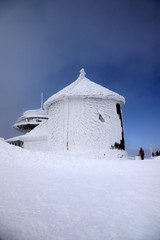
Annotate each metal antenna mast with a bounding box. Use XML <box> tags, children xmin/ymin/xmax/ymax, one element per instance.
<box><xmin>41</xmin><ymin>92</ymin><xmax>43</xmax><ymax>110</ymax></box>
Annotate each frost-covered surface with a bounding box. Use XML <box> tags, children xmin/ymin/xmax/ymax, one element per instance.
<box><xmin>18</xmin><ymin>109</ymin><xmax>48</xmax><ymax>120</ymax></box>
<box><xmin>48</xmin><ymin>97</ymin><xmax>126</xmax><ymax>156</ymax></box>
<box><xmin>12</xmin><ymin>108</ymin><xmax>48</xmax><ymax>134</ymax></box>
<box><xmin>45</xmin><ymin>69</ymin><xmax>126</xmax><ymax>156</ymax></box>
<box><xmin>8</xmin><ymin>69</ymin><xmax>126</xmax><ymax>155</ymax></box>
<box><xmin>22</xmin><ymin>120</ymin><xmax>48</xmax><ymax>139</ymax></box>
<box><xmin>20</xmin><ymin>121</ymin><xmax>49</xmax><ymax>151</ymax></box>
<box><xmin>44</xmin><ymin>69</ymin><xmax>125</xmax><ymax>110</ymax></box>
<box><xmin>7</xmin><ymin>121</ymin><xmax>49</xmax><ymax>152</ymax></box>
<box><xmin>0</xmin><ymin>139</ymin><xmax>160</xmax><ymax>240</ymax></box>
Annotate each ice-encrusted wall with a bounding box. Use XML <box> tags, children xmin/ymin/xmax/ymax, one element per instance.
<box><xmin>48</xmin><ymin>100</ymin><xmax>66</xmax><ymax>151</ymax></box>
<box><xmin>21</xmin><ymin>121</ymin><xmax>49</xmax><ymax>152</ymax></box>
<box><xmin>48</xmin><ymin>97</ymin><xmax>124</xmax><ymax>155</ymax></box>
<box><xmin>23</xmin><ymin>138</ymin><xmax>48</xmax><ymax>151</ymax></box>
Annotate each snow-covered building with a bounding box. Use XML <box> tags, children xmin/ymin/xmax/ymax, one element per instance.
<box><xmin>44</xmin><ymin>69</ymin><xmax>126</xmax><ymax>157</ymax></box>
<box><xmin>7</xmin><ymin>95</ymin><xmax>48</xmax><ymax>149</ymax></box>
<box><xmin>7</xmin><ymin>69</ymin><xmax>126</xmax><ymax>158</ymax></box>
<box><xmin>13</xmin><ymin>108</ymin><xmax>48</xmax><ymax>133</ymax></box>
<box><xmin>7</xmin><ymin>120</ymin><xmax>48</xmax><ymax>151</ymax></box>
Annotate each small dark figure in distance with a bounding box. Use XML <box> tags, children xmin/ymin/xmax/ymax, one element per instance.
<box><xmin>139</xmin><ymin>147</ymin><xmax>144</xmax><ymax>160</ymax></box>
<box><xmin>152</xmin><ymin>152</ymin><xmax>155</xmax><ymax>157</ymax></box>
<box><xmin>156</xmin><ymin>150</ymin><xmax>159</xmax><ymax>156</ymax></box>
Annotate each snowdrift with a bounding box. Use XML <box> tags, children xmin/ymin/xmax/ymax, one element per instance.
<box><xmin>0</xmin><ymin>139</ymin><xmax>160</xmax><ymax>240</ymax></box>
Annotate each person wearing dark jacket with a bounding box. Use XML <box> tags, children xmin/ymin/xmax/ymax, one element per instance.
<box><xmin>139</xmin><ymin>147</ymin><xmax>144</xmax><ymax>160</ymax></box>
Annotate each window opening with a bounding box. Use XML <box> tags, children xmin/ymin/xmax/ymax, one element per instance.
<box><xmin>99</xmin><ymin>114</ymin><xmax>105</xmax><ymax>122</ymax></box>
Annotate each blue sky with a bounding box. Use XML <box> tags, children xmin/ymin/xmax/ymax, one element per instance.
<box><xmin>0</xmin><ymin>0</ymin><xmax>159</xmax><ymax>157</ymax></box>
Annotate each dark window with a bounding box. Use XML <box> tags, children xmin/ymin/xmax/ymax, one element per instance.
<box><xmin>99</xmin><ymin>114</ymin><xmax>105</xmax><ymax>122</ymax></box>
<box><xmin>114</xmin><ymin>103</ymin><xmax>125</xmax><ymax>150</ymax></box>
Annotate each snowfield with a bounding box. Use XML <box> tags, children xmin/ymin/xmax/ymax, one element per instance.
<box><xmin>0</xmin><ymin>139</ymin><xmax>160</xmax><ymax>240</ymax></box>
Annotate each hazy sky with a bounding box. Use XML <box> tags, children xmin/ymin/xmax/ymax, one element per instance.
<box><xmin>0</xmin><ymin>0</ymin><xmax>159</xmax><ymax>156</ymax></box>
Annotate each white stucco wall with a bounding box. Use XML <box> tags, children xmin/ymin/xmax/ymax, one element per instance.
<box><xmin>48</xmin><ymin>97</ymin><xmax>124</xmax><ymax>155</ymax></box>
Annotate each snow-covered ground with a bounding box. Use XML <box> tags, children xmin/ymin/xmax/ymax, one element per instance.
<box><xmin>0</xmin><ymin>139</ymin><xmax>160</xmax><ymax>240</ymax></box>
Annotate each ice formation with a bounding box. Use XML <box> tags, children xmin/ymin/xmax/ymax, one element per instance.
<box><xmin>44</xmin><ymin>69</ymin><xmax>126</xmax><ymax>157</ymax></box>
<box><xmin>7</xmin><ymin>69</ymin><xmax>127</xmax><ymax>158</ymax></box>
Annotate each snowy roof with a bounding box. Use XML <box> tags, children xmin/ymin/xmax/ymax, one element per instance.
<box><xmin>44</xmin><ymin>69</ymin><xmax>125</xmax><ymax>110</ymax></box>
<box><xmin>19</xmin><ymin>109</ymin><xmax>48</xmax><ymax>121</ymax></box>
<box><xmin>6</xmin><ymin>135</ymin><xmax>23</xmax><ymax>142</ymax></box>
<box><xmin>20</xmin><ymin>120</ymin><xmax>48</xmax><ymax>141</ymax></box>
<box><xmin>7</xmin><ymin>121</ymin><xmax>48</xmax><ymax>143</ymax></box>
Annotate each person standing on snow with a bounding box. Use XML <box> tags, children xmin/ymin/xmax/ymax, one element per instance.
<box><xmin>139</xmin><ymin>147</ymin><xmax>144</xmax><ymax>160</ymax></box>
<box><xmin>156</xmin><ymin>150</ymin><xmax>159</xmax><ymax>156</ymax></box>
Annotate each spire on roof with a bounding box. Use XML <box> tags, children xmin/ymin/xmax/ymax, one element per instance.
<box><xmin>79</xmin><ymin>68</ymin><xmax>86</xmax><ymax>79</ymax></box>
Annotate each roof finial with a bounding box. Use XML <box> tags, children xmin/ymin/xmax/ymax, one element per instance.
<box><xmin>79</xmin><ymin>68</ymin><xmax>86</xmax><ymax>79</ymax></box>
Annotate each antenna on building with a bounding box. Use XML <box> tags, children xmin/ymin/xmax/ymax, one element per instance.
<box><xmin>41</xmin><ymin>92</ymin><xmax>43</xmax><ymax>110</ymax></box>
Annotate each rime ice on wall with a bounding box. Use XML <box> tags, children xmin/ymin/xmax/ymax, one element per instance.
<box><xmin>20</xmin><ymin>120</ymin><xmax>49</xmax><ymax>151</ymax></box>
<box><xmin>44</xmin><ymin>69</ymin><xmax>126</xmax><ymax>157</ymax></box>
